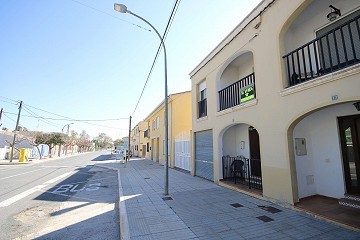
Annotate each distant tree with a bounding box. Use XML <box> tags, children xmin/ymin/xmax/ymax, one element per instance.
<box><xmin>93</xmin><ymin>133</ymin><xmax>113</xmax><ymax>149</ymax></box>
<box><xmin>113</xmin><ymin>139</ymin><xmax>124</xmax><ymax>147</ymax></box>
<box><xmin>16</xmin><ymin>126</ymin><xmax>28</xmax><ymax>131</ymax></box>
<box><xmin>1</xmin><ymin>127</ymin><xmax>8</xmax><ymax>131</ymax></box>
<box><xmin>44</xmin><ymin>133</ymin><xmax>65</xmax><ymax>157</ymax></box>
<box><xmin>76</xmin><ymin>130</ymin><xmax>92</xmax><ymax>152</ymax></box>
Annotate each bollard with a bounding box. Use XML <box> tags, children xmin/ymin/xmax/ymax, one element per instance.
<box><xmin>19</xmin><ymin>148</ymin><xmax>26</xmax><ymax>162</ymax></box>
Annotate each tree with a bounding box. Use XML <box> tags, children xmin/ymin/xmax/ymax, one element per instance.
<box><xmin>1</xmin><ymin>127</ymin><xmax>8</xmax><ymax>131</ymax></box>
<box><xmin>113</xmin><ymin>139</ymin><xmax>124</xmax><ymax>147</ymax></box>
<box><xmin>76</xmin><ymin>130</ymin><xmax>92</xmax><ymax>152</ymax></box>
<box><xmin>44</xmin><ymin>133</ymin><xmax>66</xmax><ymax>157</ymax></box>
<box><xmin>93</xmin><ymin>133</ymin><xmax>113</xmax><ymax>149</ymax></box>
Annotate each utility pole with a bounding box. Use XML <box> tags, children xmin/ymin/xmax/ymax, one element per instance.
<box><xmin>126</xmin><ymin>116</ymin><xmax>132</xmax><ymax>167</ymax></box>
<box><xmin>0</xmin><ymin>108</ymin><xmax>3</xmax><ymax>127</ymax></box>
<box><xmin>10</xmin><ymin>101</ymin><xmax>23</xmax><ymax>163</ymax></box>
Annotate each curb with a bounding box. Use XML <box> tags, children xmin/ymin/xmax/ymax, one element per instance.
<box><xmin>95</xmin><ymin>164</ymin><xmax>130</xmax><ymax>240</ymax></box>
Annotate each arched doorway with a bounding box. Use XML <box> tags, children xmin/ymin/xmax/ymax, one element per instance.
<box><xmin>221</xmin><ymin>124</ymin><xmax>262</xmax><ymax>191</ymax></box>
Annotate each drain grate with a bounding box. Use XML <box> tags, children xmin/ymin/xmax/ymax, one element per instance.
<box><xmin>162</xmin><ymin>196</ymin><xmax>173</xmax><ymax>201</ymax></box>
<box><xmin>258</xmin><ymin>206</ymin><xmax>282</xmax><ymax>213</ymax></box>
<box><xmin>144</xmin><ymin>177</ymin><xmax>150</xmax><ymax>179</ymax></box>
<box><xmin>257</xmin><ymin>215</ymin><xmax>274</xmax><ymax>222</ymax></box>
<box><xmin>230</xmin><ymin>203</ymin><xmax>243</xmax><ymax>208</ymax></box>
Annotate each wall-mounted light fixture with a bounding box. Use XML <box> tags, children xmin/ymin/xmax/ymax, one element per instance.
<box><xmin>327</xmin><ymin>5</ymin><xmax>341</xmax><ymax>21</ymax></box>
<box><xmin>353</xmin><ymin>101</ymin><xmax>360</xmax><ymax>111</ymax></box>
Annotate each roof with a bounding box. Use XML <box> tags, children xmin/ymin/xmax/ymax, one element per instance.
<box><xmin>143</xmin><ymin>90</ymin><xmax>191</xmax><ymax>121</ymax></box>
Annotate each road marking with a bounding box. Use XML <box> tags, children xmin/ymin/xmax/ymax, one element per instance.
<box><xmin>44</xmin><ymin>171</ymin><xmax>75</xmax><ymax>184</ymax></box>
<box><xmin>0</xmin><ymin>185</ymin><xmax>47</xmax><ymax>207</ymax></box>
<box><xmin>0</xmin><ymin>171</ymin><xmax>75</xmax><ymax>208</ymax></box>
<box><xmin>52</xmin><ymin>183</ymin><xmax>101</xmax><ymax>194</ymax></box>
<box><xmin>0</xmin><ymin>168</ymin><xmax>44</xmax><ymax>180</ymax></box>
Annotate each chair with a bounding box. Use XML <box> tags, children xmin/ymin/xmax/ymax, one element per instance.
<box><xmin>231</xmin><ymin>159</ymin><xmax>244</xmax><ymax>184</ymax></box>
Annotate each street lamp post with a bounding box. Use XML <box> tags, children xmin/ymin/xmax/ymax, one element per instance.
<box><xmin>114</xmin><ymin>3</ymin><xmax>169</xmax><ymax>196</ymax></box>
<box><xmin>62</xmin><ymin>123</ymin><xmax>74</xmax><ymax>156</ymax></box>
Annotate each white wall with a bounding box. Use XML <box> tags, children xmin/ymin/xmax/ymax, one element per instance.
<box><xmin>284</xmin><ymin>0</ymin><xmax>360</xmax><ymax>54</ymax></box>
<box><xmin>222</xmin><ymin>124</ymin><xmax>250</xmax><ymax>158</ymax></box>
<box><xmin>294</xmin><ymin>103</ymin><xmax>358</xmax><ymax>199</ymax></box>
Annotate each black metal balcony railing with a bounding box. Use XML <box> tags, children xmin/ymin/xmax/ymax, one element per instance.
<box><xmin>283</xmin><ymin>15</ymin><xmax>360</xmax><ymax>87</ymax></box>
<box><xmin>218</xmin><ymin>73</ymin><xmax>255</xmax><ymax>111</ymax></box>
<box><xmin>222</xmin><ymin>155</ymin><xmax>262</xmax><ymax>190</ymax></box>
<box><xmin>198</xmin><ymin>99</ymin><xmax>207</xmax><ymax>118</ymax></box>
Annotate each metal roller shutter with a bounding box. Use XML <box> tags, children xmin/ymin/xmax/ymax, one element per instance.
<box><xmin>195</xmin><ymin>130</ymin><xmax>213</xmax><ymax>181</ymax></box>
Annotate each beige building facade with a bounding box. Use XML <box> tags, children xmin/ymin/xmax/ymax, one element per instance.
<box><xmin>131</xmin><ymin>121</ymin><xmax>149</xmax><ymax>158</ymax></box>
<box><xmin>143</xmin><ymin>91</ymin><xmax>192</xmax><ymax>170</ymax></box>
<box><xmin>190</xmin><ymin>0</ymin><xmax>360</xmax><ymax>205</ymax></box>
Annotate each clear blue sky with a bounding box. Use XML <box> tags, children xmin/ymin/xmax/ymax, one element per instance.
<box><xmin>0</xmin><ymin>0</ymin><xmax>261</xmax><ymax>140</ymax></box>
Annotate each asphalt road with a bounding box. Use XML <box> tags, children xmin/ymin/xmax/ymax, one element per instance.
<box><xmin>0</xmin><ymin>151</ymin><xmax>119</xmax><ymax>240</ymax></box>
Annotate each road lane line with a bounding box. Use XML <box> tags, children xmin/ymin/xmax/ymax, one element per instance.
<box><xmin>0</xmin><ymin>168</ymin><xmax>44</xmax><ymax>180</ymax></box>
<box><xmin>0</xmin><ymin>171</ymin><xmax>75</xmax><ymax>207</ymax></box>
<box><xmin>44</xmin><ymin>171</ymin><xmax>75</xmax><ymax>184</ymax></box>
<box><xmin>0</xmin><ymin>185</ymin><xmax>47</xmax><ymax>207</ymax></box>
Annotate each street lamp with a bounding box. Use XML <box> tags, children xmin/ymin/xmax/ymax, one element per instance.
<box><xmin>62</xmin><ymin>123</ymin><xmax>74</xmax><ymax>155</ymax></box>
<box><xmin>114</xmin><ymin>3</ymin><xmax>169</xmax><ymax>196</ymax></box>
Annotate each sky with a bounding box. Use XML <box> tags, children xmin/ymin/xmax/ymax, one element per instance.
<box><xmin>0</xmin><ymin>0</ymin><xmax>262</xmax><ymax>140</ymax></box>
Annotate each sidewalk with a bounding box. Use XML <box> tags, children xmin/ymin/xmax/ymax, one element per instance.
<box><xmin>100</xmin><ymin>158</ymin><xmax>359</xmax><ymax>240</ymax></box>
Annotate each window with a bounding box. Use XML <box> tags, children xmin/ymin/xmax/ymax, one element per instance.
<box><xmin>147</xmin><ymin>142</ymin><xmax>149</xmax><ymax>152</ymax></box>
<box><xmin>156</xmin><ymin>116</ymin><xmax>160</xmax><ymax>129</ymax></box>
<box><xmin>198</xmin><ymin>81</ymin><xmax>207</xmax><ymax>118</ymax></box>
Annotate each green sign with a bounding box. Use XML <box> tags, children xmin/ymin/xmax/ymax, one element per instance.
<box><xmin>240</xmin><ymin>84</ymin><xmax>255</xmax><ymax>103</ymax></box>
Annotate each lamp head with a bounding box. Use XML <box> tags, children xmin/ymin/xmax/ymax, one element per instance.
<box><xmin>327</xmin><ymin>5</ymin><xmax>341</xmax><ymax>21</ymax></box>
<box><xmin>114</xmin><ymin>3</ymin><xmax>127</xmax><ymax>13</ymax></box>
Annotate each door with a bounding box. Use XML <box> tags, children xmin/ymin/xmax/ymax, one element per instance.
<box><xmin>195</xmin><ymin>130</ymin><xmax>213</xmax><ymax>181</ymax></box>
<box><xmin>175</xmin><ymin>139</ymin><xmax>191</xmax><ymax>171</ymax></box>
<box><xmin>339</xmin><ymin>115</ymin><xmax>360</xmax><ymax>194</ymax></box>
<box><xmin>249</xmin><ymin>127</ymin><xmax>261</xmax><ymax>177</ymax></box>
<box><xmin>142</xmin><ymin>145</ymin><xmax>146</xmax><ymax>158</ymax></box>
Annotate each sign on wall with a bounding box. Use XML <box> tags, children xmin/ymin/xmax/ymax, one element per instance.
<box><xmin>240</xmin><ymin>84</ymin><xmax>255</xmax><ymax>103</ymax></box>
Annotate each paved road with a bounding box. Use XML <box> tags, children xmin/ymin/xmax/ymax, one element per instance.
<box><xmin>0</xmin><ymin>151</ymin><xmax>119</xmax><ymax>240</ymax></box>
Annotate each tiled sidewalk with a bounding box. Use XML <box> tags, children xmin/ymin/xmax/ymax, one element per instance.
<box><xmin>102</xmin><ymin>158</ymin><xmax>359</xmax><ymax>240</ymax></box>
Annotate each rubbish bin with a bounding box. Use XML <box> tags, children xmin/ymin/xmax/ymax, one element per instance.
<box><xmin>19</xmin><ymin>148</ymin><xmax>27</xmax><ymax>162</ymax></box>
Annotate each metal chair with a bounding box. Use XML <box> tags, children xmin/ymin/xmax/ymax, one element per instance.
<box><xmin>231</xmin><ymin>158</ymin><xmax>244</xmax><ymax>184</ymax></box>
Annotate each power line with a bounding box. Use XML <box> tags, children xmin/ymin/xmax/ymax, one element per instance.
<box><xmin>69</xmin><ymin>0</ymin><xmax>151</xmax><ymax>32</ymax></box>
<box><xmin>0</xmin><ymin>96</ymin><xmax>18</xmax><ymax>103</ymax></box>
<box><xmin>131</xmin><ymin>0</ymin><xmax>182</xmax><ymax>117</ymax></box>
<box><xmin>2</xmin><ymin>113</ymin><xmax>16</xmax><ymax>123</ymax></box>
<box><xmin>0</xmin><ymin>99</ymin><xmax>18</xmax><ymax>105</ymax></box>
<box><xmin>23</xmin><ymin>104</ymin><xmax>128</xmax><ymax>130</ymax></box>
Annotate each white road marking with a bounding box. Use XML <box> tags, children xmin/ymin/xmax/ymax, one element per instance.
<box><xmin>0</xmin><ymin>171</ymin><xmax>75</xmax><ymax>208</ymax></box>
<box><xmin>0</xmin><ymin>168</ymin><xmax>44</xmax><ymax>180</ymax></box>
<box><xmin>44</xmin><ymin>171</ymin><xmax>75</xmax><ymax>184</ymax></box>
<box><xmin>0</xmin><ymin>185</ymin><xmax>47</xmax><ymax>207</ymax></box>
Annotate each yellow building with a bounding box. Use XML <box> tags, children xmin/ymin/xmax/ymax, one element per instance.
<box><xmin>143</xmin><ymin>91</ymin><xmax>192</xmax><ymax>170</ymax></box>
<box><xmin>190</xmin><ymin>0</ymin><xmax>360</xmax><ymax>207</ymax></box>
<box><xmin>130</xmin><ymin>121</ymin><xmax>149</xmax><ymax>158</ymax></box>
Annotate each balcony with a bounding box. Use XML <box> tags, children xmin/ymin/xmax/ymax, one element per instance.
<box><xmin>218</xmin><ymin>73</ymin><xmax>255</xmax><ymax>111</ymax></box>
<box><xmin>198</xmin><ymin>99</ymin><xmax>207</xmax><ymax>118</ymax></box>
<box><xmin>283</xmin><ymin>15</ymin><xmax>360</xmax><ymax>87</ymax></box>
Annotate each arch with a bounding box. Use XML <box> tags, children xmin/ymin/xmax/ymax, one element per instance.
<box><xmin>217</xmin><ymin>122</ymin><xmax>263</xmax><ymax>191</ymax></box>
<box><xmin>215</xmin><ymin>50</ymin><xmax>255</xmax><ymax>111</ymax></box>
<box><xmin>278</xmin><ymin>0</ymin><xmax>359</xmax><ymax>88</ymax></box>
<box><xmin>286</xmin><ymin>99</ymin><xmax>360</xmax><ymax>202</ymax></box>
